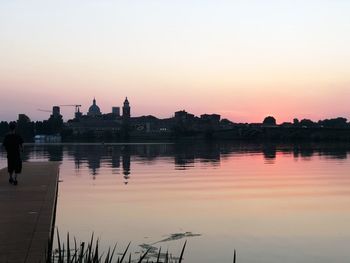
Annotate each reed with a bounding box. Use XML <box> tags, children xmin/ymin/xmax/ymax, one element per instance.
<box><xmin>46</xmin><ymin>229</ymin><xmax>189</xmax><ymax>263</ymax></box>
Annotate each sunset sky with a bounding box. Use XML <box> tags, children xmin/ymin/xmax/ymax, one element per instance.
<box><xmin>1</xmin><ymin>0</ymin><xmax>350</xmax><ymax>123</ymax></box>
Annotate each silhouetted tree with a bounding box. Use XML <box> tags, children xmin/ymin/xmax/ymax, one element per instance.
<box><xmin>17</xmin><ymin>121</ymin><xmax>35</xmax><ymax>142</ymax></box>
<box><xmin>299</xmin><ymin>119</ymin><xmax>318</xmax><ymax>128</ymax></box>
<box><xmin>35</xmin><ymin>121</ymin><xmax>50</xmax><ymax>135</ymax></box>
<box><xmin>47</xmin><ymin>115</ymin><xmax>64</xmax><ymax>134</ymax></box>
<box><xmin>293</xmin><ymin>118</ymin><xmax>300</xmax><ymax>127</ymax></box>
<box><xmin>263</xmin><ymin>116</ymin><xmax>277</xmax><ymax>126</ymax></box>
<box><xmin>318</xmin><ymin>117</ymin><xmax>348</xmax><ymax>128</ymax></box>
<box><xmin>0</xmin><ymin>121</ymin><xmax>9</xmax><ymax>138</ymax></box>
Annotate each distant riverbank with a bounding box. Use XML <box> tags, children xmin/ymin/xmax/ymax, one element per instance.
<box><xmin>3</xmin><ymin>126</ymin><xmax>350</xmax><ymax>144</ymax></box>
<box><xmin>60</xmin><ymin>126</ymin><xmax>350</xmax><ymax>143</ymax></box>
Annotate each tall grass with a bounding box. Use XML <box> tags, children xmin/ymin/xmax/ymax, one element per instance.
<box><xmin>47</xmin><ymin>230</ymin><xmax>237</xmax><ymax>263</ymax></box>
<box><xmin>46</xmin><ymin>229</ymin><xmax>187</xmax><ymax>263</ymax></box>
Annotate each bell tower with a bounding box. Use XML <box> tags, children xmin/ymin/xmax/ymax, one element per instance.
<box><xmin>122</xmin><ymin>97</ymin><xmax>130</xmax><ymax>118</ymax></box>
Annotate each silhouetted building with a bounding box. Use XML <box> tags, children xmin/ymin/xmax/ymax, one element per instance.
<box><xmin>122</xmin><ymin>97</ymin><xmax>130</xmax><ymax>118</ymax></box>
<box><xmin>129</xmin><ymin>115</ymin><xmax>173</xmax><ymax>133</ymax></box>
<box><xmin>112</xmin><ymin>107</ymin><xmax>120</xmax><ymax>116</ymax></box>
<box><xmin>220</xmin><ymin>118</ymin><xmax>235</xmax><ymax>130</ymax></box>
<box><xmin>18</xmin><ymin>114</ymin><xmax>31</xmax><ymax>123</ymax></box>
<box><xmin>51</xmin><ymin>106</ymin><xmax>62</xmax><ymax>119</ymax></box>
<box><xmin>175</xmin><ymin>110</ymin><xmax>195</xmax><ymax>121</ymax></box>
<box><xmin>87</xmin><ymin>98</ymin><xmax>102</xmax><ymax>117</ymax></box>
<box><xmin>200</xmin><ymin>114</ymin><xmax>221</xmax><ymax>123</ymax></box>
<box><xmin>75</xmin><ymin>108</ymin><xmax>83</xmax><ymax>119</ymax></box>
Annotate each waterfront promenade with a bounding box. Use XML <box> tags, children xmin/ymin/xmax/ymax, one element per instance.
<box><xmin>0</xmin><ymin>162</ymin><xmax>60</xmax><ymax>263</ymax></box>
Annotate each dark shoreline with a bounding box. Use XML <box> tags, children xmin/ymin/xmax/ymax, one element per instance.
<box><xmin>59</xmin><ymin>127</ymin><xmax>350</xmax><ymax>143</ymax></box>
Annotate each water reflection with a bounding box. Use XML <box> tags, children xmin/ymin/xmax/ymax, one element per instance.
<box><xmin>47</xmin><ymin>145</ymin><xmax>63</xmax><ymax>162</ymax></box>
<box><xmin>2</xmin><ymin>142</ymin><xmax>350</xmax><ymax>263</ymax></box>
<box><xmin>262</xmin><ymin>144</ymin><xmax>276</xmax><ymax>164</ymax></box>
<box><xmin>3</xmin><ymin>142</ymin><xmax>349</xmax><ymax>181</ymax></box>
<box><xmin>122</xmin><ymin>146</ymin><xmax>131</xmax><ymax>184</ymax></box>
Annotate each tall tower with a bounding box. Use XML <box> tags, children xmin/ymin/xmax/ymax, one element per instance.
<box><xmin>51</xmin><ymin>106</ymin><xmax>62</xmax><ymax>119</ymax></box>
<box><xmin>75</xmin><ymin>107</ymin><xmax>83</xmax><ymax>119</ymax></box>
<box><xmin>122</xmin><ymin>97</ymin><xmax>130</xmax><ymax>118</ymax></box>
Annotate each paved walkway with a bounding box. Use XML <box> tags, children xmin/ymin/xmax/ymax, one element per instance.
<box><xmin>0</xmin><ymin>162</ymin><xmax>60</xmax><ymax>263</ymax></box>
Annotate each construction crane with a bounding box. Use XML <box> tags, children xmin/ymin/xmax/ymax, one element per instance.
<box><xmin>59</xmin><ymin>104</ymin><xmax>82</xmax><ymax>113</ymax></box>
<box><xmin>37</xmin><ymin>109</ymin><xmax>52</xmax><ymax>113</ymax></box>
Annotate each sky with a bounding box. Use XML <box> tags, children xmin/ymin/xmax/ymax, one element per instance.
<box><xmin>1</xmin><ymin>0</ymin><xmax>350</xmax><ymax>123</ymax></box>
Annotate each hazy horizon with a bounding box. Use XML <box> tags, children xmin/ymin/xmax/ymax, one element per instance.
<box><xmin>1</xmin><ymin>1</ymin><xmax>350</xmax><ymax>122</ymax></box>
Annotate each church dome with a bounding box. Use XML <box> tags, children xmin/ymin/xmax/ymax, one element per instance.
<box><xmin>88</xmin><ymin>98</ymin><xmax>101</xmax><ymax>116</ymax></box>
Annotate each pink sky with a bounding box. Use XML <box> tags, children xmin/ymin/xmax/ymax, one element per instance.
<box><xmin>1</xmin><ymin>1</ymin><xmax>350</xmax><ymax>123</ymax></box>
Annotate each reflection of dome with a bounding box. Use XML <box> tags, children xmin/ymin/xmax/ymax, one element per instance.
<box><xmin>87</xmin><ymin>98</ymin><xmax>101</xmax><ymax>116</ymax></box>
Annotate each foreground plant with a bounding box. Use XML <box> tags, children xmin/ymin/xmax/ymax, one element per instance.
<box><xmin>46</xmin><ymin>229</ymin><xmax>187</xmax><ymax>263</ymax></box>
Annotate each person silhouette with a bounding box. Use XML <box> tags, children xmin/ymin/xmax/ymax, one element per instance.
<box><xmin>2</xmin><ymin>122</ymin><xmax>23</xmax><ymax>185</ymax></box>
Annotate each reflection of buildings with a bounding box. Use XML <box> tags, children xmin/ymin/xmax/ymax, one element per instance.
<box><xmin>18</xmin><ymin>143</ymin><xmax>350</xmax><ymax>184</ymax></box>
<box><xmin>263</xmin><ymin>145</ymin><xmax>276</xmax><ymax>163</ymax></box>
<box><xmin>174</xmin><ymin>143</ymin><xmax>221</xmax><ymax>169</ymax></box>
<box><xmin>198</xmin><ymin>143</ymin><xmax>221</xmax><ymax>165</ymax></box>
<box><xmin>66</xmin><ymin>145</ymin><xmax>132</xmax><ymax>181</ymax></box>
<box><xmin>64</xmin><ymin>144</ymin><xmax>224</xmax><ymax>180</ymax></box>
<box><xmin>122</xmin><ymin>146</ymin><xmax>131</xmax><ymax>184</ymax></box>
<box><xmin>111</xmin><ymin>149</ymin><xmax>120</xmax><ymax>169</ymax></box>
<box><xmin>46</xmin><ymin>145</ymin><xmax>63</xmax><ymax>162</ymax></box>
<box><xmin>87</xmin><ymin>150</ymin><xmax>101</xmax><ymax>179</ymax></box>
<box><xmin>174</xmin><ymin>153</ymin><xmax>195</xmax><ymax>170</ymax></box>
<box><xmin>73</xmin><ymin>147</ymin><xmax>83</xmax><ymax>170</ymax></box>
<box><xmin>21</xmin><ymin>147</ymin><xmax>31</xmax><ymax>162</ymax></box>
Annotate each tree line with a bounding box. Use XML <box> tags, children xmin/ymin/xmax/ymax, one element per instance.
<box><xmin>0</xmin><ymin>115</ymin><xmax>63</xmax><ymax>142</ymax></box>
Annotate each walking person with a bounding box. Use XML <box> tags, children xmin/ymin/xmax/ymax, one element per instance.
<box><xmin>2</xmin><ymin>122</ymin><xmax>24</xmax><ymax>185</ymax></box>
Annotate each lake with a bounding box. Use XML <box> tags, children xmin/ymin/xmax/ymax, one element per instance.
<box><xmin>1</xmin><ymin>142</ymin><xmax>350</xmax><ymax>263</ymax></box>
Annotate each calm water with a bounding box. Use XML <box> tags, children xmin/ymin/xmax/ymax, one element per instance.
<box><xmin>1</xmin><ymin>143</ymin><xmax>350</xmax><ymax>262</ymax></box>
